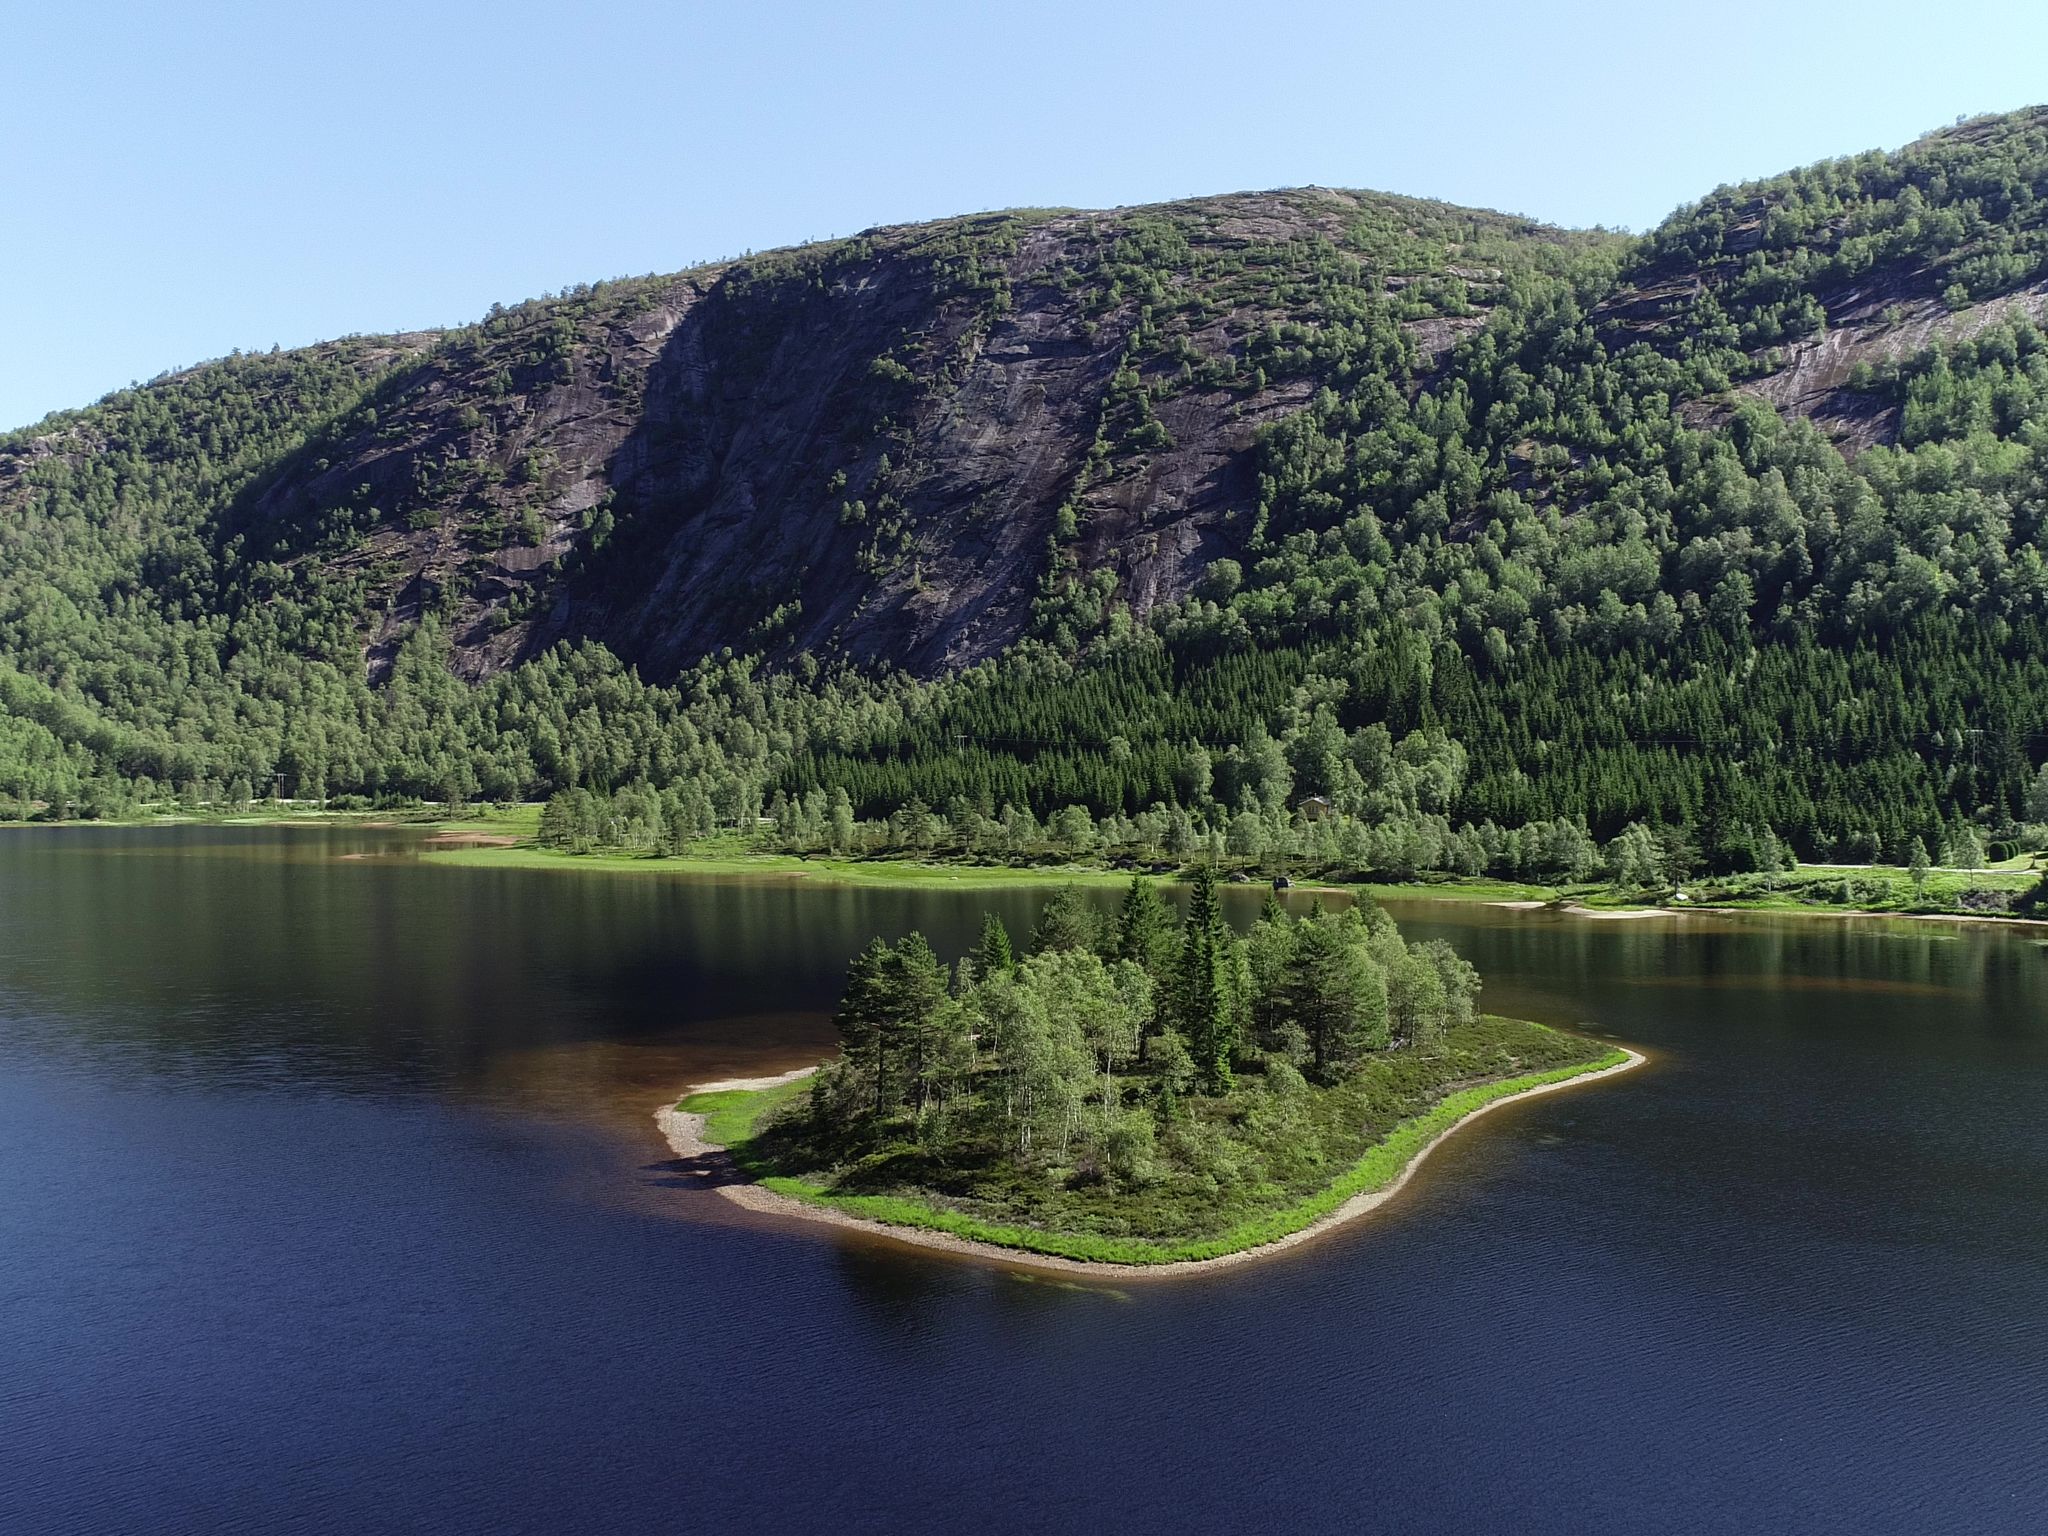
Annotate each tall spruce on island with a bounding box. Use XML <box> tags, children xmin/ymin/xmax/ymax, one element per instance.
<box><xmin>1174</xmin><ymin>866</ymin><xmax>1243</xmax><ymax>1093</ymax></box>
<box><xmin>976</xmin><ymin>911</ymin><xmax>1014</xmax><ymax>978</ymax></box>
<box><xmin>1112</xmin><ymin>877</ymin><xmax>1177</xmax><ymax>972</ymax></box>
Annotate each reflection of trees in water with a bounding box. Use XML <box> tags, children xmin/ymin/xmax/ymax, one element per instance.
<box><xmin>0</xmin><ymin>833</ymin><xmax>1103</xmax><ymax>1099</ymax></box>
<box><xmin>1400</xmin><ymin>905</ymin><xmax>2045</xmax><ymax>1060</ymax></box>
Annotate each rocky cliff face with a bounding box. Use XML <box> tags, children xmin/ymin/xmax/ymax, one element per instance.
<box><xmin>1600</xmin><ymin>231</ymin><xmax>2048</xmax><ymax>456</ymax></box>
<box><xmin>1596</xmin><ymin>107</ymin><xmax>2048</xmax><ymax>455</ymax></box>
<box><xmin>216</xmin><ymin>190</ymin><xmax>1580</xmax><ymax>680</ymax></box>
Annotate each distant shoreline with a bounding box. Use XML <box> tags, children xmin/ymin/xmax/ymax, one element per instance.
<box><xmin>657</xmin><ymin>1047</ymin><xmax>1646</xmax><ymax>1278</ymax></box>
<box><xmin>433</xmin><ymin>843</ymin><xmax>2046</xmax><ymax>928</ymax></box>
<box><xmin>12</xmin><ymin>813</ymin><xmax>2042</xmax><ymax>928</ymax></box>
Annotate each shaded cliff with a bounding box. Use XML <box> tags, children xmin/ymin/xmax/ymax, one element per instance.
<box><xmin>198</xmin><ymin>190</ymin><xmax>1597</xmax><ymax>680</ymax></box>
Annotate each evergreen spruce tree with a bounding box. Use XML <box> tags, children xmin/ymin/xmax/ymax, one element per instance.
<box><xmin>1031</xmin><ymin>885</ymin><xmax>1101</xmax><ymax>953</ymax></box>
<box><xmin>1288</xmin><ymin>913</ymin><xmax>1368</xmax><ymax>1077</ymax></box>
<box><xmin>890</xmin><ymin>933</ymin><xmax>951</xmax><ymax>1118</ymax></box>
<box><xmin>1174</xmin><ymin>864</ymin><xmax>1238</xmax><ymax>1092</ymax></box>
<box><xmin>833</xmin><ymin>938</ymin><xmax>897</xmax><ymax>1124</ymax></box>
<box><xmin>976</xmin><ymin>911</ymin><xmax>1015</xmax><ymax>978</ymax></box>
<box><xmin>1112</xmin><ymin>876</ymin><xmax>1177</xmax><ymax>972</ymax></box>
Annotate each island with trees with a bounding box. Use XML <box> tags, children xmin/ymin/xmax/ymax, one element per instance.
<box><xmin>674</xmin><ymin>870</ymin><xmax>1636</xmax><ymax>1268</ymax></box>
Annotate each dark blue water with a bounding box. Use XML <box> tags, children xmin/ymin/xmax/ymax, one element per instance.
<box><xmin>1</xmin><ymin>827</ymin><xmax>2042</xmax><ymax>1534</ymax></box>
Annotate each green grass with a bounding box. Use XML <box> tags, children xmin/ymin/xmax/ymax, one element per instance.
<box><xmin>680</xmin><ymin>1042</ymin><xmax>1633</xmax><ymax>1267</ymax></box>
<box><xmin>212</xmin><ymin>802</ymin><xmax>543</xmax><ymax>835</ymax></box>
<box><xmin>422</xmin><ymin>838</ymin><xmax>1557</xmax><ymax>900</ymax></box>
<box><xmin>10</xmin><ymin>801</ymin><xmax>547</xmax><ymax>835</ymax></box>
<box><xmin>1674</xmin><ymin>862</ymin><xmax>2041</xmax><ymax>918</ymax></box>
<box><xmin>433</xmin><ymin>804</ymin><xmax>543</xmax><ymax>836</ymax></box>
<box><xmin>427</xmin><ymin>841</ymin><xmax>1198</xmax><ymax>889</ymax></box>
<box><xmin>681</xmin><ymin>1078</ymin><xmax>814</xmax><ymax>1146</ymax></box>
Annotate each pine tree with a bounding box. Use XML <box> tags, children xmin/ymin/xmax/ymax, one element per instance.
<box><xmin>891</xmin><ymin>933</ymin><xmax>952</xmax><ymax>1119</ymax></box>
<box><xmin>1286</xmin><ymin>913</ymin><xmax>1381</xmax><ymax>1077</ymax></box>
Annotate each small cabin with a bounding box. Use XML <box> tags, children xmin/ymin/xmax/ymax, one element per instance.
<box><xmin>1297</xmin><ymin>795</ymin><xmax>1333</xmax><ymax>823</ymax></box>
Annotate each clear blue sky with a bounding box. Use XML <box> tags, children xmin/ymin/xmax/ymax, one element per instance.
<box><xmin>6</xmin><ymin>0</ymin><xmax>2045</xmax><ymax>432</ymax></box>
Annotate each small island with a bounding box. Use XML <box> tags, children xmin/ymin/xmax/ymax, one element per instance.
<box><xmin>670</xmin><ymin>870</ymin><xmax>1638</xmax><ymax>1270</ymax></box>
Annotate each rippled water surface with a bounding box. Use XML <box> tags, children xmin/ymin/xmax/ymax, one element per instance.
<box><xmin>1</xmin><ymin>826</ymin><xmax>2043</xmax><ymax>1534</ymax></box>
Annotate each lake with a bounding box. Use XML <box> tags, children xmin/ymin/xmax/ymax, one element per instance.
<box><xmin>1</xmin><ymin>825</ymin><xmax>2042</xmax><ymax>1533</ymax></box>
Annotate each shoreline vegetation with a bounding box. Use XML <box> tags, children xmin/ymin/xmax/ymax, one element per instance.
<box><xmin>654</xmin><ymin>872</ymin><xmax>1639</xmax><ymax>1272</ymax></box>
<box><xmin>12</xmin><ymin>801</ymin><xmax>2047</xmax><ymax>927</ymax></box>
<box><xmin>417</xmin><ymin>807</ymin><xmax>2048</xmax><ymax>927</ymax></box>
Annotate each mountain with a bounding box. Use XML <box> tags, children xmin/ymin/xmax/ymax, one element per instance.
<box><xmin>4</xmin><ymin>108</ymin><xmax>2048</xmax><ymax>867</ymax></box>
<box><xmin>8</xmin><ymin>190</ymin><xmax>1600</xmax><ymax>685</ymax></box>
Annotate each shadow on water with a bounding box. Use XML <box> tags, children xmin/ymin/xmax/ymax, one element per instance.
<box><xmin>821</xmin><ymin>1238</ymin><xmax>1137</xmax><ymax>1328</ymax></box>
<box><xmin>640</xmin><ymin>1148</ymin><xmax>750</xmax><ymax>1191</ymax></box>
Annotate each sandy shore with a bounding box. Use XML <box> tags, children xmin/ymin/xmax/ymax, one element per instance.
<box><xmin>1490</xmin><ymin>900</ymin><xmax>1679</xmax><ymax>920</ymax></box>
<box><xmin>656</xmin><ymin>1048</ymin><xmax>1647</xmax><ymax>1279</ymax></box>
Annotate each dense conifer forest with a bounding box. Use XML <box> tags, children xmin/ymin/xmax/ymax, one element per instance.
<box><xmin>6</xmin><ymin>109</ymin><xmax>2048</xmax><ymax>879</ymax></box>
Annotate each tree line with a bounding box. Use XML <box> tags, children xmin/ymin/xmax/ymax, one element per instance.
<box><xmin>805</xmin><ymin>873</ymin><xmax>1481</xmax><ymax>1183</ymax></box>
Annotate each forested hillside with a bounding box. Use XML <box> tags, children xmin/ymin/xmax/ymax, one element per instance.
<box><xmin>5</xmin><ymin>108</ymin><xmax>2048</xmax><ymax>874</ymax></box>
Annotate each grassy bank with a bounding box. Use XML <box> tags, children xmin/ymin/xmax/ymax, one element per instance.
<box><xmin>1615</xmin><ymin>861</ymin><xmax>2042</xmax><ymax>919</ymax></box>
<box><xmin>19</xmin><ymin>804</ymin><xmax>2039</xmax><ymax>920</ymax></box>
<box><xmin>430</xmin><ymin>836</ymin><xmax>2045</xmax><ymax>922</ymax></box>
<box><xmin>679</xmin><ymin>1020</ymin><xmax>1628</xmax><ymax>1267</ymax></box>
<box><xmin>1358</xmin><ymin>877</ymin><xmax>1561</xmax><ymax>904</ymax></box>
<box><xmin>419</xmin><ymin>830</ymin><xmax>1545</xmax><ymax>897</ymax></box>
<box><xmin>423</xmin><ymin>841</ymin><xmax>1170</xmax><ymax>888</ymax></box>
